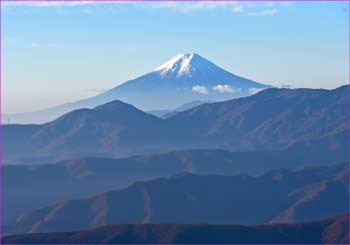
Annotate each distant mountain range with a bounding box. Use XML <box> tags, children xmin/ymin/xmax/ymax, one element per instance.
<box><xmin>3</xmin><ymin>53</ymin><xmax>270</xmax><ymax>124</ymax></box>
<box><xmin>3</xmin><ymin>213</ymin><xmax>348</xmax><ymax>244</ymax></box>
<box><xmin>4</xmin><ymin>140</ymin><xmax>347</xmax><ymax>225</ymax></box>
<box><xmin>3</xmin><ymin>85</ymin><xmax>348</xmax><ymax>164</ymax></box>
<box><xmin>4</xmin><ymin>163</ymin><xmax>348</xmax><ymax>234</ymax></box>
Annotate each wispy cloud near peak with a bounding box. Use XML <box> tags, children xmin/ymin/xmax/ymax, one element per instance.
<box><xmin>192</xmin><ymin>85</ymin><xmax>209</xmax><ymax>95</ymax></box>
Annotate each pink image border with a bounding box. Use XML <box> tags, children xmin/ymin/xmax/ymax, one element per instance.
<box><xmin>0</xmin><ymin>0</ymin><xmax>349</xmax><ymax>245</ymax></box>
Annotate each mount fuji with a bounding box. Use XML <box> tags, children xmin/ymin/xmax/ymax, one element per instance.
<box><xmin>4</xmin><ymin>53</ymin><xmax>271</xmax><ymax>124</ymax></box>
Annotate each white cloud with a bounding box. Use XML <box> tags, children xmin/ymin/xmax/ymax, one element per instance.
<box><xmin>3</xmin><ymin>1</ymin><xmax>224</xmax><ymax>10</ymax></box>
<box><xmin>3</xmin><ymin>1</ymin><xmax>89</xmax><ymax>7</ymax></box>
<box><xmin>213</xmin><ymin>84</ymin><xmax>235</xmax><ymax>93</ymax></box>
<box><xmin>3</xmin><ymin>1</ymin><xmax>290</xmax><ymax>17</ymax></box>
<box><xmin>1</xmin><ymin>1</ymin><xmax>131</xmax><ymax>9</ymax></box>
<box><xmin>232</xmin><ymin>5</ymin><xmax>244</xmax><ymax>13</ymax></box>
<box><xmin>140</xmin><ymin>2</ymin><xmax>233</xmax><ymax>13</ymax></box>
<box><xmin>1</xmin><ymin>1</ymin><xmax>126</xmax><ymax>7</ymax></box>
<box><xmin>141</xmin><ymin>2</ymin><xmax>286</xmax><ymax>14</ymax></box>
<box><xmin>248</xmin><ymin>87</ymin><xmax>265</xmax><ymax>95</ymax></box>
<box><xmin>248</xmin><ymin>9</ymin><xmax>278</xmax><ymax>16</ymax></box>
<box><xmin>192</xmin><ymin>85</ymin><xmax>209</xmax><ymax>95</ymax></box>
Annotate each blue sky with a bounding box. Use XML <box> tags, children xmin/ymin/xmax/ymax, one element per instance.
<box><xmin>2</xmin><ymin>1</ymin><xmax>349</xmax><ymax>113</ymax></box>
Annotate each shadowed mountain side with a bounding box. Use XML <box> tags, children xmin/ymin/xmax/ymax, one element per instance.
<box><xmin>3</xmin><ymin>214</ymin><xmax>349</xmax><ymax>244</ymax></box>
<box><xmin>3</xmin><ymin>131</ymin><xmax>347</xmax><ymax>225</ymax></box>
<box><xmin>165</xmin><ymin>85</ymin><xmax>348</xmax><ymax>151</ymax></box>
<box><xmin>5</xmin><ymin>163</ymin><xmax>348</xmax><ymax>234</ymax></box>
<box><xmin>3</xmin><ymin>100</ymin><xmax>169</xmax><ymax>164</ymax></box>
<box><xmin>3</xmin><ymin>85</ymin><xmax>349</xmax><ymax>164</ymax></box>
<box><xmin>2</xmin><ymin>124</ymin><xmax>42</xmax><ymax>159</ymax></box>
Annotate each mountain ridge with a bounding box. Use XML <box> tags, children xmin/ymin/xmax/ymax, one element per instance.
<box><xmin>4</xmin><ymin>132</ymin><xmax>347</xmax><ymax>225</ymax></box>
<box><xmin>3</xmin><ymin>85</ymin><xmax>348</xmax><ymax>164</ymax></box>
<box><xmin>5</xmin><ymin>163</ymin><xmax>348</xmax><ymax>234</ymax></box>
<box><xmin>3</xmin><ymin>213</ymin><xmax>348</xmax><ymax>244</ymax></box>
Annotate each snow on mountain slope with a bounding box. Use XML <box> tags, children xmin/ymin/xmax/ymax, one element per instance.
<box><xmin>4</xmin><ymin>53</ymin><xmax>271</xmax><ymax>124</ymax></box>
<box><xmin>154</xmin><ymin>53</ymin><xmax>217</xmax><ymax>78</ymax></box>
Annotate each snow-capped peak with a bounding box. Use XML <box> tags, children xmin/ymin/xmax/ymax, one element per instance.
<box><xmin>154</xmin><ymin>53</ymin><xmax>209</xmax><ymax>78</ymax></box>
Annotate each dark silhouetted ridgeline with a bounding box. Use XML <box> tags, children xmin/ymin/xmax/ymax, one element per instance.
<box><xmin>3</xmin><ymin>214</ymin><xmax>348</xmax><ymax>244</ymax></box>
